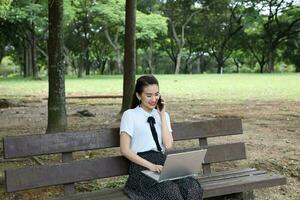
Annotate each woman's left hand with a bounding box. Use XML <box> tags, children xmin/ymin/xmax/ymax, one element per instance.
<box><xmin>158</xmin><ymin>97</ymin><xmax>166</xmax><ymax>113</ymax></box>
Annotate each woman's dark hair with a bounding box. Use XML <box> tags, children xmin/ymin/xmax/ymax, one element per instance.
<box><xmin>131</xmin><ymin>75</ymin><xmax>159</xmax><ymax>108</ymax></box>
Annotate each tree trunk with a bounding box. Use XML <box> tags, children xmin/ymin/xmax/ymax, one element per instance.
<box><xmin>24</xmin><ymin>41</ymin><xmax>33</xmax><ymax>77</ymax></box>
<box><xmin>104</xmin><ymin>29</ymin><xmax>123</xmax><ymax>74</ymax></box>
<box><xmin>175</xmin><ymin>48</ymin><xmax>182</xmax><ymax>74</ymax></box>
<box><xmin>84</xmin><ymin>48</ymin><xmax>90</xmax><ymax>75</ymax></box>
<box><xmin>147</xmin><ymin>53</ymin><xmax>153</xmax><ymax>74</ymax></box>
<box><xmin>233</xmin><ymin>58</ymin><xmax>240</xmax><ymax>73</ymax></box>
<box><xmin>23</xmin><ymin>45</ymin><xmax>27</xmax><ymax>77</ymax></box>
<box><xmin>100</xmin><ymin>59</ymin><xmax>107</xmax><ymax>75</ymax></box>
<box><xmin>28</xmin><ymin>45</ymin><xmax>32</xmax><ymax>76</ymax></box>
<box><xmin>217</xmin><ymin>65</ymin><xmax>222</xmax><ymax>74</ymax></box>
<box><xmin>121</xmin><ymin>0</ymin><xmax>136</xmax><ymax>114</ymax></box>
<box><xmin>259</xmin><ymin>62</ymin><xmax>265</xmax><ymax>73</ymax></box>
<box><xmin>217</xmin><ymin>60</ymin><xmax>224</xmax><ymax>74</ymax></box>
<box><xmin>107</xmin><ymin>59</ymin><xmax>113</xmax><ymax>75</ymax></box>
<box><xmin>267</xmin><ymin>49</ymin><xmax>275</xmax><ymax>73</ymax></box>
<box><xmin>260</xmin><ymin>66</ymin><xmax>263</xmax><ymax>73</ymax></box>
<box><xmin>31</xmin><ymin>23</ymin><xmax>38</xmax><ymax>79</ymax></box>
<box><xmin>183</xmin><ymin>57</ymin><xmax>189</xmax><ymax>74</ymax></box>
<box><xmin>116</xmin><ymin>48</ymin><xmax>123</xmax><ymax>74</ymax></box>
<box><xmin>47</xmin><ymin>0</ymin><xmax>67</xmax><ymax>133</ymax></box>
<box><xmin>146</xmin><ymin>40</ymin><xmax>154</xmax><ymax>74</ymax></box>
<box><xmin>196</xmin><ymin>56</ymin><xmax>201</xmax><ymax>74</ymax></box>
<box><xmin>71</xmin><ymin>58</ymin><xmax>77</xmax><ymax>76</ymax></box>
<box><xmin>170</xmin><ymin>12</ymin><xmax>196</xmax><ymax>74</ymax></box>
<box><xmin>0</xmin><ymin>48</ymin><xmax>4</xmax><ymax>64</ymax></box>
<box><xmin>77</xmin><ymin>56</ymin><xmax>83</xmax><ymax>78</ymax></box>
<box><xmin>216</xmin><ymin>53</ymin><xmax>225</xmax><ymax>74</ymax></box>
<box><xmin>183</xmin><ymin>61</ymin><xmax>189</xmax><ymax>74</ymax></box>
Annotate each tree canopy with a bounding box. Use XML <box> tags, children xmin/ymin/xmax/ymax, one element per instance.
<box><xmin>1</xmin><ymin>0</ymin><xmax>300</xmax><ymax>76</ymax></box>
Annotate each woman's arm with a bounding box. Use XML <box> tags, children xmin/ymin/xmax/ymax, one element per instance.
<box><xmin>160</xmin><ymin>112</ymin><xmax>173</xmax><ymax>150</ymax></box>
<box><xmin>159</xmin><ymin>99</ymin><xmax>173</xmax><ymax>151</ymax></box>
<box><xmin>120</xmin><ymin>132</ymin><xmax>163</xmax><ymax>172</ymax></box>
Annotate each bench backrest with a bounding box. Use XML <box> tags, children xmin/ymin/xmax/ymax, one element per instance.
<box><xmin>3</xmin><ymin>118</ymin><xmax>244</xmax><ymax>195</ymax></box>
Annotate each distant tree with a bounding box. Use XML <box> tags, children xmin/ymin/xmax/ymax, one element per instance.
<box><xmin>92</xmin><ymin>0</ymin><xmax>126</xmax><ymax>74</ymax></box>
<box><xmin>282</xmin><ymin>33</ymin><xmax>300</xmax><ymax>72</ymax></box>
<box><xmin>198</xmin><ymin>0</ymin><xmax>243</xmax><ymax>73</ymax></box>
<box><xmin>65</xmin><ymin>0</ymin><xmax>96</xmax><ymax>77</ymax></box>
<box><xmin>244</xmin><ymin>0</ymin><xmax>300</xmax><ymax>72</ymax></box>
<box><xmin>89</xmin><ymin>32</ymin><xmax>112</xmax><ymax>74</ymax></box>
<box><xmin>47</xmin><ymin>0</ymin><xmax>67</xmax><ymax>133</ymax></box>
<box><xmin>0</xmin><ymin>1</ymin><xmax>47</xmax><ymax>78</ymax></box>
<box><xmin>162</xmin><ymin>0</ymin><xmax>198</xmax><ymax>74</ymax></box>
<box><xmin>136</xmin><ymin>12</ymin><xmax>167</xmax><ymax>73</ymax></box>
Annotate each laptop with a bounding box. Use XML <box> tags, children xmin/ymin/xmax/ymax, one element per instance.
<box><xmin>142</xmin><ymin>149</ymin><xmax>207</xmax><ymax>183</ymax></box>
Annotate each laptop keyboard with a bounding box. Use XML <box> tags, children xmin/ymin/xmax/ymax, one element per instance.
<box><xmin>142</xmin><ymin>170</ymin><xmax>160</xmax><ymax>180</ymax></box>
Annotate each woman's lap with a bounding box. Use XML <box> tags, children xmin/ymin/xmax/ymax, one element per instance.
<box><xmin>124</xmin><ymin>151</ymin><xmax>203</xmax><ymax>200</ymax></box>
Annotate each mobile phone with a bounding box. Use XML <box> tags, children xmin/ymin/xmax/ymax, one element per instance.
<box><xmin>157</xmin><ymin>97</ymin><xmax>164</xmax><ymax>111</ymax></box>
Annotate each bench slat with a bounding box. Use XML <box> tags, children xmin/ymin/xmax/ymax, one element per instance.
<box><xmin>198</xmin><ymin>169</ymin><xmax>266</xmax><ymax>183</ymax></box>
<box><xmin>5</xmin><ymin>156</ymin><xmax>129</xmax><ymax>193</ymax></box>
<box><xmin>4</xmin><ymin>119</ymin><xmax>242</xmax><ymax>159</ymax></box>
<box><xmin>173</xmin><ymin>118</ymin><xmax>242</xmax><ymax>141</ymax></box>
<box><xmin>199</xmin><ymin>168</ymin><xmax>257</xmax><ymax>179</ymax></box>
<box><xmin>53</xmin><ymin>188</ymin><xmax>127</xmax><ymax>200</ymax></box>
<box><xmin>201</xmin><ymin>173</ymin><xmax>287</xmax><ymax>198</ymax></box>
<box><xmin>5</xmin><ymin>143</ymin><xmax>245</xmax><ymax>192</ymax></box>
<box><xmin>4</xmin><ymin>129</ymin><xmax>119</xmax><ymax>159</ymax></box>
<box><xmin>170</xmin><ymin>142</ymin><xmax>246</xmax><ymax>164</ymax></box>
<box><xmin>203</xmin><ymin>142</ymin><xmax>245</xmax><ymax>164</ymax></box>
<box><xmin>52</xmin><ymin>171</ymin><xmax>286</xmax><ymax>200</ymax></box>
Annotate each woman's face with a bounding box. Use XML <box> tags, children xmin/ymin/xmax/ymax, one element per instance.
<box><xmin>137</xmin><ymin>84</ymin><xmax>160</xmax><ymax>112</ymax></box>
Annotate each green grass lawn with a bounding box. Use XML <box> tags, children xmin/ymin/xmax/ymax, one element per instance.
<box><xmin>0</xmin><ymin>74</ymin><xmax>299</xmax><ymax>102</ymax></box>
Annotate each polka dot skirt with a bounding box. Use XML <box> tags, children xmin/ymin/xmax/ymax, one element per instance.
<box><xmin>123</xmin><ymin>150</ymin><xmax>204</xmax><ymax>200</ymax></box>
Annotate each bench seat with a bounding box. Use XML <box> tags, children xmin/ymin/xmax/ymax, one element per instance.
<box><xmin>53</xmin><ymin>168</ymin><xmax>286</xmax><ymax>200</ymax></box>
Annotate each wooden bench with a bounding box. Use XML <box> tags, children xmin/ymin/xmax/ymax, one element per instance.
<box><xmin>3</xmin><ymin>118</ymin><xmax>286</xmax><ymax>199</ymax></box>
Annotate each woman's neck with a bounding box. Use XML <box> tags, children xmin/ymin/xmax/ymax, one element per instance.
<box><xmin>140</xmin><ymin>104</ymin><xmax>153</xmax><ymax>113</ymax></box>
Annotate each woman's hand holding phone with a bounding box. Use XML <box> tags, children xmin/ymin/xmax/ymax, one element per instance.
<box><xmin>157</xmin><ymin>96</ymin><xmax>165</xmax><ymax>112</ymax></box>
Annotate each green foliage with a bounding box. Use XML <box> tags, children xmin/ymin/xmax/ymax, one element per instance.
<box><xmin>4</xmin><ymin>1</ymin><xmax>47</xmax><ymax>24</ymax></box>
<box><xmin>91</xmin><ymin>0</ymin><xmax>125</xmax><ymax>26</ymax></box>
<box><xmin>1</xmin><ymin>0</ymin><xmax>300</xmax><ymax>75</ymax></box>
<box><xmin>64</xmin><ymin>0</ymin><xmax>78</xmax><ymax>24</ymax></box>
<box><xmin>0</xmin><ymin>0</ymin><xmax>12</xmax><ymax>18</ymax></box>
<box><xmin>242</xmin><ymin>7</ymin><xmax>264</xmax><ymax>34</ymax></box>
<box><xmin>136</xmin><ymin>12</ymin><xmax>167</xmax><ymax>40</ymax></box>
<box><xmin>0</xmin><ymin>56</ymin><xmax>18</xmax><ymax>77</ymax></box>
<box><xmin>274</xmin><ymin>63</ymin><xmax>295</xmax><ymax>73</ymax></box>
<box><xmin>137</xmin><ymin>0</ymin><xmax>161</xmax><ymax>14</ymax></box>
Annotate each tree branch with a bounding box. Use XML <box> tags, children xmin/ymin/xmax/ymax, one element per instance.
<box><xmin>104</xmin><ymin>28</ymin><xmax>117</xmax><ymax>50</ymax></box>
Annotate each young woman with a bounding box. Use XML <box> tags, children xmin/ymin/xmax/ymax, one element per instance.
<box><xmin>120</xmin><ymin>75</ymin><xmax>203</xmax><ymax>200</ymax></box>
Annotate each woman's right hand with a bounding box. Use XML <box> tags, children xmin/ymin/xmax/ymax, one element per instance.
<box><xmin>149</xmin><ymin>163</ymin><xmax>163</xmax><ymax>173</ymax></box>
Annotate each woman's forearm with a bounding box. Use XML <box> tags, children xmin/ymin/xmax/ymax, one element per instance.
<box><xmin>121</xmin><ymin>148</ymin><xmax>154</xmax><ymax>169</ymax></box>
<box><xmin>120</xmin><ymin>133</ymin><xmax>158</xmax><ymax>171</ymax></box>
<box><xmin>160</xmin><ymin>112</ymin><xmax>173</xmax><ymax>150</ymax></box>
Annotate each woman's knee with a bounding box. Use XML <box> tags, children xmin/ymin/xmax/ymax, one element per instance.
<box><xmin>159</xmin><ymin>181</ymin><xmax>184</xmax><ymax>200</ymax></box>
<box><xmin>176</xmin><ymin>178</ymin><xmax>203</xmax><ymax>199</ymax></box>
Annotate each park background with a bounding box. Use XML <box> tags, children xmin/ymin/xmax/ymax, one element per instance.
<box><xmin>0</xmin><ymin>0</ymin><xmax>300</xmax><ymax>199</ymax></box>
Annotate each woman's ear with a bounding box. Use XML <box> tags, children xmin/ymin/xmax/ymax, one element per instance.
<box><xmin>136</xmin><ymin>92</ymin><xmax>141</xmax><ymax>100</ymax></box>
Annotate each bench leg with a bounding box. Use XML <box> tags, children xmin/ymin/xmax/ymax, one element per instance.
<box><xmin>205</xmin><ymin>191</ymin><xmax>255</xmax><ymax>200</ymax></box>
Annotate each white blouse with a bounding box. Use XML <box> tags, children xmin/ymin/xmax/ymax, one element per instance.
<box><xmin>120</xmin><ymin>106</ymin><xmax>172</xmax><ymax>153</ymax></box>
